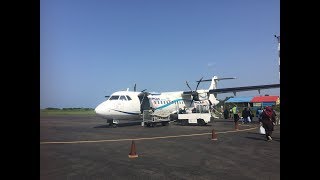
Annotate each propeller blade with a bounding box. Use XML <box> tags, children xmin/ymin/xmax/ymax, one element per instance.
<box><xmin>186</xmin><ymin>81</ymin><xmax>193</xmax><ymax>92</ymax></box>
<box><xmin>134</xmin><ymin>84</ymin><xmax>136</xmax><ymax>92</ymax></box>
<box><xmin>195</xmin><ymin>77</ymin><xmax>203</xmax><ymax>91</ymax></box>
<box><xmin>189</xmin><ymin>99</ymin><xmax>193</xmax><ymax>107</ymax></box>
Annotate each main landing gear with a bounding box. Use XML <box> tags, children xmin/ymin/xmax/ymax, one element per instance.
<box><xmin>107</xmin><ymin>119</ymin><xmax>119</xmax><ymax>128</ymax></box>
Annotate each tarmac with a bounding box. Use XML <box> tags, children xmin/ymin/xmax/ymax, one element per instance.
<box><xmin>40</xmin><ymin>115</ymin><xmax>280</xmax><ymax>180</ymax></box>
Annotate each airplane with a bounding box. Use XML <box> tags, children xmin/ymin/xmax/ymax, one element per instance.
<box><xmin>94</xmin><ymin>76</ymin><xmax>280</xmax><ymax>127</ymax></box>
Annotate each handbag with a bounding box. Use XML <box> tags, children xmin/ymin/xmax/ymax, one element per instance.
<box><xmin>259</xmin><ymin>125</ymin><xmax>266</xmax><ymax>134</ymax></box>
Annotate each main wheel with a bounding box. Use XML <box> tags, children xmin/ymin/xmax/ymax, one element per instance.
<box><xmin>161</xmin><ymin>122</ymin><xmax>169</xmax><ymax>126</ymax></box>
<box><xmin>197</xmin><ymin>119</ymin><xmax>206</xmax><ymax>126</ymax></box>
<box><xmin>181</xmin><ymin>120</ymin><xmax>188</xmax><ymax>126</ymax></box>
<box><xmin>109</xmin><ymin>123</ymin><xmax>118</xmax><ymax>128</ymax></box>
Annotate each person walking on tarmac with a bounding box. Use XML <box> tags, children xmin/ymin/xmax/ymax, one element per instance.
<box><xmin>241</xmin><ymin>107</ymin><xmax>250</xmax><ymax>124</ymax></box>
<box><xmin>232</xmin><ymin>105</ymin><xmax>240</xmax><ymax>129</ymax></box>
<box><xmin>223</xmin><ymin>107</ymin><xmax>229</xmax><ymax>119</ymax></box>
<box><xmin>261</xmin><ymin>106</ymin><xmax>276</xmax><ymax>141</ymax></box>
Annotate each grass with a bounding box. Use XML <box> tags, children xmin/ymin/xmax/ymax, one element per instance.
<box><xmin>40</xmin><ymin>109</ymin><xmax>96</xmax><ymax>116</ymax></box>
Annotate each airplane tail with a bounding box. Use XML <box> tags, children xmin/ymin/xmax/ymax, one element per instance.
<box><xmin>197</xmin><ymin>76</ymin><xmax>236</xmax><ymax>90</ymax></box>
<box><xmin>195</xmin><ymin>76</ymin><xmax>236</xmax><ymax>106</ymax></box>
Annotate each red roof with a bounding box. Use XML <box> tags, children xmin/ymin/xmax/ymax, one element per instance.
<box><xmin>251</xmin><ymin>96</ymin><xmax>279</xmax><ymax>103</ymax></box>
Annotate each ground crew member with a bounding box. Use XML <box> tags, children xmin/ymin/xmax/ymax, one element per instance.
<box><xmin>232</xmin><ymin>105</ymin><xmax>240</xmax><ymax>130</ymax></box>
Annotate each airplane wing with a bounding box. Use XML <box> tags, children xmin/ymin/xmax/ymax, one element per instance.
<box><xmin>208</xmin><ymin>84</ymin><xmax>280</xmax><ymax>94</ymax></box>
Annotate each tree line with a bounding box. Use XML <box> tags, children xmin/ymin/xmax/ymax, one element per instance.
<box><xmin>43</xmin><ymin>108</ymin><xmax>94</xmax><ymax>111</ymax></box>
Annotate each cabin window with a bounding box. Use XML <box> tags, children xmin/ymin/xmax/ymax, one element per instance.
<box><xmin>109</xmin><ymin>95</ymin><xmax>119</xmax><ymax>100</ymax></box>
<box><xmin>126</xmin><ymin>95</ymin><xmax>132</xmax><ymax>100</ymax></box>
<box><xmin>119</xmin><ymin>95</ymin><xmax>127</xmax><ymax>101</ymax></box>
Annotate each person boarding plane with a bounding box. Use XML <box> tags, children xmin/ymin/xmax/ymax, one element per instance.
<box><xmin>94</xmin><ymin>76</ymin><xmax>280</xmax><ymax>127</ymax></box>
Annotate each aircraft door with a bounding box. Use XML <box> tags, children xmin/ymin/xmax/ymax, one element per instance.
<box><xmin>138</xmin><ymin>92</ymin><xmax>151</xmax><ymax>113</ymax></box>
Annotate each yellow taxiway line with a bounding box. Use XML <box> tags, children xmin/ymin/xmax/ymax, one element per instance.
<box><xmin>40</xmin><ymin>126</ymin><xmax>258</xmax><ymax>145</ymax></box>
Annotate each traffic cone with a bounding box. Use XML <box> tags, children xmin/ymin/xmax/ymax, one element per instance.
<box><xmin>235</xmin><ymin>121</ymin><xmax>239</xmax><ymax>130</ymax></box>
<box><xmin>211</xmin><ymin>129</ymin><xmax>218</xmax><ymax>141</ymax></box>
<box><xmin>128</xmin><ymin>140</ymin><xmax>138</xmax><ymax>158</ymax></box>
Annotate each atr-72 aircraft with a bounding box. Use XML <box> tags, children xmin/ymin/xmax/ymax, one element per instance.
<box><xmin>94</xmin><ymin>76</ymin><xmax>280</xmax><ymax>127</ymax></box>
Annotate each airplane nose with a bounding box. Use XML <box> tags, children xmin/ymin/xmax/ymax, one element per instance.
<box><xmin>94</xmin><ymin>104</ymin><xmax>103</xmax><ymax>116</ymax></box>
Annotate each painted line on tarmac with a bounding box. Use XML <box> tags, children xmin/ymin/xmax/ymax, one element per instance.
<box><xmin>40</xmin><ymin>126</ymin><xmax>258</xmax><ymax>145</ymax></box>
<box><xmin>239</xmin><ymin>124</ymin><xmax>251</xmax><ymax>127</ymax></box>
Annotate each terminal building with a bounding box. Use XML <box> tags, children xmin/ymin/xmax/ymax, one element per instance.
<box><xmin>251</xmin><ymin>96</ymin><xmax>280</xmax><ymax>108</ymax></box>
<box><xmin>225</xmin><ymin>96</ymin><xmax>254</xmax><ymax>108</ymax></box>
<box><xmin>225</xmin><ymin>95</ymin><xmax>280</xmax><ymax>109</ymax></box>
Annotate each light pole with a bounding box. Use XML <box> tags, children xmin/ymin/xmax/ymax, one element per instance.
<box><xmin>274</xmin><ymin>35</ymin><xmax>280</xmax><ymax>82</ymax></box>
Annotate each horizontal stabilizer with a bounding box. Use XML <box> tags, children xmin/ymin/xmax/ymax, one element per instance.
<box><xmin>196</xmin><ymin>77</ymin><xmax>236</xmax><ymax>82</ymax></box>
<box><xmin>208</xmin><ymin>84</ymin><xmax>280</xmax><ymax>94</ymax></box>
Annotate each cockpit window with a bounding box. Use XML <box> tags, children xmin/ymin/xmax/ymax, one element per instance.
<box><xmin>119</xmin><ymin>95</ymin><xmax>127</xmax><ymax>101</ymax></box>
<box><xmin>126</xmin><ymin>95</ymin><xmax>132</xmax><ymax>100</ymax></box>
<box><xmin>109</xmin><ymin>95</ymin><xmax>119</xmax><ymax>100</ymax></box>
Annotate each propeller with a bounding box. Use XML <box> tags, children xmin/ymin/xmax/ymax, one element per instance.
<box><xmin>186</xmin><ymin>77</ymin><xmax>203</xmax><ymax>106</ymax></box>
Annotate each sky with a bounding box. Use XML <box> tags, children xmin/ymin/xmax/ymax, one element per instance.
<box><xmin>40</xmin><ymin>0</ymin><xmax>280</xmax><ymax>109</ymax></box>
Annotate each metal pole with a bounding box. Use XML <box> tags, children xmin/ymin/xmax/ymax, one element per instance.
<box><xmin>274</xmin><ymin>35</ymin><xmax>280</xmax><ymax>82</ymax></box>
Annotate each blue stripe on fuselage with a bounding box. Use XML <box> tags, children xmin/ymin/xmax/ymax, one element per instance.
<box><xmin>112</xmin><ymin>109</ymin><xmax>140</xmax><ymax>115</ymax></box>
<box><xmin>155</xmin><ymin>98</ymin><xmax>184</xmax><ymax>110</ymax></box>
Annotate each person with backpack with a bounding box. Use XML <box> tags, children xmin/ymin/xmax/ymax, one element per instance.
<box><xmin>260</xmin><ymin>106</ymin><xmax>276</xmax><ymax>141</ymax></box>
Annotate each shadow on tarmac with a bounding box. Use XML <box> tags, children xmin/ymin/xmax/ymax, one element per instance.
<box><xmin>173</xmin><ymin>123</ymin><xmax>213</xmax><ymax>126</ymax></box>
<box><xmin>246</xmin><ymin>131</ymin><xmax>261</xmax><ymax>135</ymax></box>
<box><xmin>212</xmin><ymin>120</ymin><xmax>234</xmax><ymax>122</ymax></box>
<box><xmin>245</xmin><ymin>136</ymin><xmax>266</xmax><ymax>141</ymax></box>
<box><xmin>245</xmin><ymin>136</ymin><xmax>280</xmax><ymax>142</ymax></box>
<box><xmin>94</xmin><ymin>121</ymin><xmax>142</xmax><ymax>128</ymax></box>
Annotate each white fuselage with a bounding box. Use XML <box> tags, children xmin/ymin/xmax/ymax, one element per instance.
<box><xmin>95</xmin><ymin>90</ymin><xmax>219</xmax><ymax>121</ymax></box>
<box><xmin>148</xmin><ymin>91</ymin><xmax>186</xmax><ymax>114</ymax></box>
<box><xmin>94</xmin><ymin>75</ymin><xmax>279</xmax><ymax>122</ymax></box>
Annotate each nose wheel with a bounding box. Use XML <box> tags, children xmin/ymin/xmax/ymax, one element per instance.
<box><xmin>107</xmin><ymin>119</ymin><xmax>119</xmax><ymax>128</ymax></box>
<box><xmin>109</xmin><ymin>123</ymin><xmax>118</xmax><ymax>128</ymax></box>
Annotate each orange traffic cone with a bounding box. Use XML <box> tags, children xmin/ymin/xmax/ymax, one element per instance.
<box><xmin>235</xmin><ymin>121</ymin><xmax>239</xmax><ymax>130</ymax></box>
<box><xmin>128</xmin><ymin>140</ymin><xmax>138</xmax><ymax>158</ymax></box>
<box><xmin>211</xmin><ymin>129</ymin><xmax>218</xmax><ymax>141</ymax></box>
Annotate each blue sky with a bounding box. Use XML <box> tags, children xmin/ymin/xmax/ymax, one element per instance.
<box><xmin>40</xmin><ymin>0</ymin><xmax>280</xmax><ymax>109</ymax></box>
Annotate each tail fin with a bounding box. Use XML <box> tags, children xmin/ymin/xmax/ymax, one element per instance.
<box><xmin>197</xmin><ymin>76</ymin><xmax>236</xmax><ymax>90</ymax></box>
